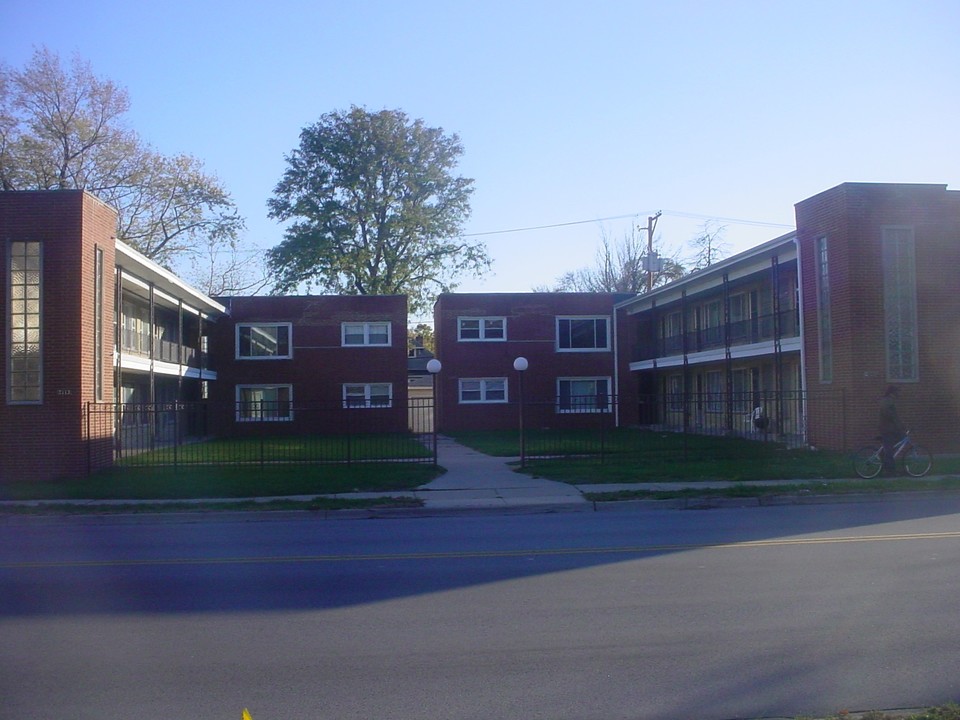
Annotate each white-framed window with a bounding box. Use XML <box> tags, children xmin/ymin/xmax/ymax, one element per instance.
<box><xmin>704</xmin><ymin>371</ymin><xmax>723</xmax><ymax>413</ymax></box>
<box><xmin>236</xmin><ymin>384</ymin><xmax>293</xmax><ymax>422</ymax></box>
<box><xmin>237</xmin><ymin>323</ymin><xmax>292</xmax><ymax>359</ymax></box>
<box><xmin>666</xmin><ymin>374</ymin><xmax>684</xmax><ymax>411</ymax></box>
<box><xmin>7</xmin><ymin>241</ymin><xmax>43</xmax><ymax>404</ymax></box>
<box><xmin>556</xmin><ymin>316</ymin><xmax>610</xmax><ymax>352</ymax></box>
<box><xmin>662</xmin><ymin>311</ymin><xmax>682</xmax><ymax>339</ymax></box>
<box><xmin>458</xmin><ymin>316</ymin><xmax>506</xmax><ymax>341</ymax></box>
<box><xmin>557</xmin><ymin>377</ymin><xmax>611</xmax><ymax>413</ymax></box>
<box><xmin>458</xmin><ymin>378</ymin><xmax>507</xmax><ymax>404</ymax></box>
<box><xmin>343</xmin><ymin>383</ymin><xmax>393</xmax><ymax>408</ymax></box>
<box><xmin>882</xmin><ymin>226</ymin><xmax>919</xmax><ymax>382</ymax></box>
<box><xmin>342</xmin><ymin>322</ymin><xmax>391</xmax><ymax>347</ymax></box>
<box><xmin>731</xmin><ymin>368</ymin><xmax>751</xmax><ymax>413</ymax></box>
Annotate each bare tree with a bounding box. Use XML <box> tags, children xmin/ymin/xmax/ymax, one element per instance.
<box><xmin>688</xmin><ymin>220</ymin><xmax>730</xmax><ymax>271</ymax></box>
<box><xmin>1</xmin><ymin>47</ymin><xmax>246</xmax><ymax>275</ymax></box>
<box><xmin>536</xmin><ymin>225</ymin><xmax>685</xmax><ymax>293</ymax></box>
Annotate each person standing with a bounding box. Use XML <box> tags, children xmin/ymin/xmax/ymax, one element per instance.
<box><xmin>878</xmin><ymin>385</ymin><xmax>904</xmax><ymax>475</ymax></box>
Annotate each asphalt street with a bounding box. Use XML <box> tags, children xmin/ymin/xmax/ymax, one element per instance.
<box><xmin>2</xmin><ymin>497</ymin><xmax>960</xmax><ymax>719</ymax></box>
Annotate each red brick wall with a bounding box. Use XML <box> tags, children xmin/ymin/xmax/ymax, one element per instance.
<box><xmin>796</xmin><ymin>183</ymin><xmax>960</xmax><ymax>452</ymax></box>
<box><xmin>209</xmin><ymin>294</ymin><xmax>409</xmax><ymax>434</ymax></box>
<box><xmin>433</xmin><ymin>293</ymin><xmax>628</xmax><ymax>432</ymax></box>
<box><xmin>0</xmin><ymin>191</ymin><xmax>117</xmax><ymax>482</ymax></box>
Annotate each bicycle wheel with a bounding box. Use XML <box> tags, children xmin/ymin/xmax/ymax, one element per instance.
<box><xmin>853</xmin><ymin>446</ymin><xmax>883</xmax><ymax>478</ymax></box>
<box><xmin>903</xmin><ymin>445</ymin><xmax>932</xmax><ymax>477</ymax></box>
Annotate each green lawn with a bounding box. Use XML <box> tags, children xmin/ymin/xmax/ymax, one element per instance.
<box><xmin>0</xmin><ymin>462</ymin><xmax>440</xmax><ymax>501</ymax></box>
<box><xmin>448</xmin><ymin>429</ymin><xmax>960</xmax><ymax>484</ymax></box>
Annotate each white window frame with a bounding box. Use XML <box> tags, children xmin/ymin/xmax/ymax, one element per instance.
<box><xmin>556</xmin><ymin>316</ymin><xmax>610</xmax><ymax>352</ymax></box>
<box><xmin>235</xmin><ymin>384</ymin><xmax>293</xmax><ymax>422</ymax></box>
<box><xmin>341</xmin><ymin>321</ymin><xmax>392</xmax><ymax>347</ymax></box>
<box><xmin>457</xmin><ymin>316</ymin><xmax>507</xmax><ymax>341</ymax></box>
<box><xmin>342</xmin><ymin>382</ymin><xmax>394</xmax><ymax>408</ymax></box>
<box><xmin>236</xmin><ymin>322</ymin><xmax>293</xmax><ymax>360</ymax></box>
<box><xmin>458</xmin><ymin>377</ymin><xmax>508</xmax><ymax>404</ymax></box>
<box><xmin>7</xmin><ymin>241</ymin><xmax>43</xmax><ymax>404</ymax></box>
<box><xmin>556</xmin><ymin>377</ymin><xmax>611</xmax><ymax>414</ymax></box>
<box><xmin>704</xmin><ymin>371</ymin><xmax>723</xmax><ymax>413</ymax></box>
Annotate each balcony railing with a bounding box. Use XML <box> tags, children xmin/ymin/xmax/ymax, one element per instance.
<box><xmin>120</xmin><ymin>336</ymin><xmax>207</xmax><ymax>367</ymax></box>
<box><xmin>635</xmin><ymin>308</ymin><xmax>799</xmax><ymax>361</ymax></box>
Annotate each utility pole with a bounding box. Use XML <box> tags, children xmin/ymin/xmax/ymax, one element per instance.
<box><xmin>646</xmin><ymin>211</ymin><xmax>662</xmax><ymax>292</ymax></box>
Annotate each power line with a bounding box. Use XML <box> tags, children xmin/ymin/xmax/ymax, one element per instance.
<box><xmin>462</xmin><ymin>209</ymin><xmax>794</xmax><ymax>238</ymax></box>
<box><xmin>461</xmin><ymin>213</ymin><xmax>647</xmax><ymax>237</ymax></box>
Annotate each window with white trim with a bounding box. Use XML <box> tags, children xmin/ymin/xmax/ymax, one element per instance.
<box><xmin>343</xmin><ymin>383</ymin><xmax>393</xmax><ymax>408</ymax></box>
<box><xmin>458</xmin><ymin>378</ymin><xmax>507</xmax><ymax>404</ymax></box>
<box><xmin>8</xmin><ymin>241</ymin><xmax>42</xmax><ymax>404</ymax></box>
<box><xmin>458</xmin><ymin>317</ymin><xmax>506</xmax><ymax>341</ymax></box>
<box><xmin>704</xmin><ymin>371</ymin><xmax>723</xmax><ymax>413</ymax></box>
<box><xmin>556</xmin><ymin>316</ymin><xmax>609</xmax><ymax>351</ymax></box>
<box><xmin>342</xmin><ymin>322</ymin><xmax>391</xmax><ymax>346</ymax></box>
<box><xmin>557</xmin><ymin>377</ymin><xmax>610</xmax><ymax>413</ymax></box>
<box><xmin>666</xmin><ymin>374</ymin><xmax>684</xmax><ymax>411</ymax></box>
<box><xmin>236</xmin><ymin>384</ymin><xmax>293</xmax><ymax>422</ymax></box>
<box><xmin>237</xmin><ymin>323</ymin><xmax>292</xmax><ymax>359</ymax></box>
<box><xmin>882</xmin><ymin>226</ymin><xmax>919</xmax><ymax>381</ymax></box>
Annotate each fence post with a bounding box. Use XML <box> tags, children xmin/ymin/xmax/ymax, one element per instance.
<box><xmin>173</xmin><ymin>402</ymin><xmax>179</xmax><ymax>468</ymax></box>
<box><xmin>599</xmin><ymin>400</ymin><xmax>606</xmax><ymax>465</ymax></box>
<box><xmin>86</xmin><ymin>402</ymin><xmax>91</xmax><ymax>476</ymax></box>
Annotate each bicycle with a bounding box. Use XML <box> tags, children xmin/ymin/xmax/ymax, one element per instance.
<box><xmin>852</xmin><ymin>431</ymin><xmax>932</xmax><ymax>479</ymax></box>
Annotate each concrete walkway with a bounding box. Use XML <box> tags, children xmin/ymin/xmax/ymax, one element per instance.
<box><xmin>411</xmin><ymin>435</ymin><xmax>588</xmax><ymax>510</ymax></box>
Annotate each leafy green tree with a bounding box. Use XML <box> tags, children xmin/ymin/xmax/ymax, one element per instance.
<box><xmin>267</xmin><ymin>107</ymin><xmax>488</xmax><ymax>313</ymax></box>
<box><xmin>0</xmin><ymin>47</ymin><xmax>245</xmax><ymax>277</ymax></box>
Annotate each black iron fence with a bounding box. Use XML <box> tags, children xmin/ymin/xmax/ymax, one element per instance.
<box><xmin>86</xmin><ymin>399</ymin><xmax>438</xmax><ymax>470</ymax></box>
<box><xmin>511</xmin><ymin>390</ymin><xmax>847</xmax><ymax>463</ymax></box>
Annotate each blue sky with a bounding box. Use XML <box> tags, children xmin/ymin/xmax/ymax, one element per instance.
<box><xmin>4</xmin><ymin>0</ymin><xmax>958</xmax><ymax>317</ymax></box>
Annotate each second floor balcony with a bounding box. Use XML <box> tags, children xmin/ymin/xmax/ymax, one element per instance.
<box><xmin>636</xmin><ymin>307</ymin><xmax>800</xmax><ymax>362</ymax></box>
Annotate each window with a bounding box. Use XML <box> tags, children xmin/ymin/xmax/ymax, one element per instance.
<box><xmin>236</xmin><ymin>385</ymin><xmax>292</xmax><ymax>422</ymax></box>
<box><xmin>558</xmin><ymin>377</ymin><xmax>610</xmax><ymax>413</ymax></box>
<box><xmin>704</xmin><ymin>371</ymin><xmax>723</xmax><ymax>413</ymax></box>
<box><xmin>94</xmin><ymin>247</ymin><xmax>104</xmax><ymax>401</ymax></box>
<box><xmin>342</xmin><ymin>322</ymin><xmax>391</xmax><ymax>346</ymax></box>
<box><xmin>731</xmin><ymin>368</ymin><xmax>751</xmax><ymax>413</ymax></box>
<box><xmin>458</xmin><ymin>378</ymin><xmax>507</xmax><ymax>404</ymax></box>
<box><xmin>237</xmin><ymin>323</ymin><xmax>292</xmax><ymax>359</ymax></box>
<box><xmin>458</xmin><ymin>316</ymin><xmax>506</xmax><ymax>341</ymax></box>
<box><xmin>815</xmin><ymin>236</ymin><xmax>832</xmax><ymax>382</ymax></box>
<box><xmin>121</xmin><ymin>299</ymin><xmax>151</xmax><ymax>356</ymax></box>
<box><xmin>8</xmin><ymin>241</ymin><xmax>42</xmax><ymax>403</ymax></box>
<box><xmin>882</xmin><ymin>227</ymin><xmax>919</xmax><ymax>381</ymax></box>
<box><xmin>666</xmin><ymin>375</ymin><xmax>684</xmax><ymax>411</ymax></box>
<box><xmin>343</xmin><ymin>383</ymin><xmax>393</xmax><ymax>408</ymax></box>
<box><xmin>556</xmin><ymin>317</ymin><xmax>609</xmax><ymax>351</ymax></box>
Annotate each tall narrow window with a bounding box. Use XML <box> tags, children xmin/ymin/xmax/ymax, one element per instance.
<box><xmin>94</xmin><ymin>247</ymin><xmax>104</xmax><ymax>401</ymax></box>
<box><xmin>8</xmin><ymin>241</ymin><xmax>42</xmax><ymax>403</ymax></box>
<box><xmin>815</xmin><ymin>236</ymin><xmax>832</xmax><ymax>382</ymax></box>
<box><xmin>882</xmin><ymin>227</ymin><xmax>918</xmax><ymax>381</ymax></box>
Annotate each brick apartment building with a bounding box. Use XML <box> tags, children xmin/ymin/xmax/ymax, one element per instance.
<box><xmin>2</xmin><ymin>182</ymin><xmax>958</xmax><ymax>482</ymax></box>
<box><xmin>617</xmin><ymin>183</ymin><xmax>960</xmax><ymax>453</ymax></box>
<box><xmin>432</xmin><ymin>292</ymin><xmax>634</xmax><ymax>432</ymax></box>
<box><xmin>207</xmin><ymin>294</ymin><xmax>409</xmax><ymax>435</ymax></box>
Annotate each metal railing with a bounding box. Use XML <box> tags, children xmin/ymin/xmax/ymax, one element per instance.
<box><xmin>86</xmin><ymin>399</ymin><xmax>438</xmax><ymax>471</ymax></box>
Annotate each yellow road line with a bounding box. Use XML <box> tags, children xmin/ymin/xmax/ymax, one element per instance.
<box><xmin>4</xmin><ymin>531</ymin><xmax>960</xmax><ymax>570</ymax></box>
